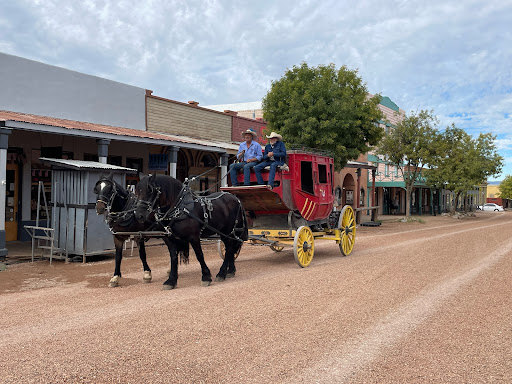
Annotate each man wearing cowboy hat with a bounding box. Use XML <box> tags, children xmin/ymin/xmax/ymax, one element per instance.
<box><xmin>229</xmin><ymin>128</ymin><xmax>263</xmax><ymax>186</ymax></box>
<box><xmin>254</xmin><ymin>131</ymin><xmax>287</xmax><ymax>189</ymax></box>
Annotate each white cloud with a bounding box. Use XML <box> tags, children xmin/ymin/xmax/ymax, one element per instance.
<box><xmin>1</xmin><ymin>0</ymin><xmax>512</xmax><ymax>176</ymax></box>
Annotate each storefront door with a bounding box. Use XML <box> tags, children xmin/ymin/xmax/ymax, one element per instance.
<box><xmin>5</xmin><ymin>164</ymin><xmax>19</xmax><ymax>241</ymax></box>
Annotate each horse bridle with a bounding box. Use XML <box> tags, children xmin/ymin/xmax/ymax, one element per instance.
<box><xmin>137</xmin><ymin>183</ymin><xmax>163</xmax><ymax>214</ymax></box>
<box><xmin>95</xmin><ymin>179</ymin><xmax>118</xmax><ymax>214</ymax></box>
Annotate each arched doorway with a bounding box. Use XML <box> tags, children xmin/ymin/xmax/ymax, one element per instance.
<box><xmin>342</xmin><ymin>173</ymin><xmax>355</xmax><ymax>207</ymax></box>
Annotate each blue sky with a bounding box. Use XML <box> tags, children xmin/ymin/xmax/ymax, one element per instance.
<box><xmin>1</xmin><ymin>0</ymin><xmax>511</xmax><ymax>180</ymax></box>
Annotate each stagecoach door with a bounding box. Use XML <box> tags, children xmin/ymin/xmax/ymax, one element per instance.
<box><xmin>5</xmin><ymin>164</ymin><xmax>19</xmax><ymax>241</ymax></box>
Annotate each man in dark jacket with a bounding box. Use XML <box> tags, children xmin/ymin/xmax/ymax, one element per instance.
<box><xmin>254</xmin><ymin>132</ymin><xmax>287</xmax><ymax>189</ymax></box>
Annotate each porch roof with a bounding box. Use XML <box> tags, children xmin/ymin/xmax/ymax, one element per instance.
<box><xmin>39</xmin><ymin>158</ymin><xmax>137</xmax><ymax>172</ymax></box>
<box><xmin>0</xmin><ymin>110</ymin><xmax>238</xmax><ymax>154</ymax></box>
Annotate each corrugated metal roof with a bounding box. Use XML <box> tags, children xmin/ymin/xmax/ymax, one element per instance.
<box><xmin>0</xmin><ymin>110</ymin><xmax>238</xmax><ymax>152</ymax></box>
<box><xmin>40</xmin><ymin>158</ymin><xmax>137</xmax><ymax>172</ymax></box>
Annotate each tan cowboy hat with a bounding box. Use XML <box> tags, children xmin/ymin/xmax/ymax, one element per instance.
<box><xmin>241</xmin><ymin>129</ymin><xmax>258</xmax><ymax>139</ymax></box>
<box><xmin>266</xmin><ymin>131</ymin><xmax>282</xmax><ymax>140</ymax></box>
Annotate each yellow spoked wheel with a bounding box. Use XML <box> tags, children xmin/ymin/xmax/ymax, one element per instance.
<box><xmin>293</xmin><ymin>226</ymin><xmax>315</xmax><ymax>268</ymax></box>
<box><xmin>270</xmin><ymin>244</ymin><xmax>284</xmax><ymax>252</ymax></box>
<box><xmin>217</xmin><ymin>241</ymin><xmax>242</xmax><ymax>260</ymax></box>
<box><xmin>339</xmin><ymin>205</ymin><xmax>356</xmax><ymax>256</ymax></box>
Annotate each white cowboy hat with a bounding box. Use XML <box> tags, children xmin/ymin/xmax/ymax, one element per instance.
<box><xmin>266</xmin><ymin>131</ymin><xmax>282</xmax><ymax>140</ymax></box>
<box><xmin>241</xmin><ymin>129</ymin><xmax>258</xmax><ymax>139</ymax></box>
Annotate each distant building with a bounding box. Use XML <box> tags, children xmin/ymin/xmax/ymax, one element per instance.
<box><xmin>204</xmin><ymin>101</ymin><xmax>263</xmax><ymax>120</ymax></box>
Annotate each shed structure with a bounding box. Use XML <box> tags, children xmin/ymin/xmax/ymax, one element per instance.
<box><xmin>37</xmin><ymin>158</ymin><xmax>136</xmax><ymax>262</ymax></box>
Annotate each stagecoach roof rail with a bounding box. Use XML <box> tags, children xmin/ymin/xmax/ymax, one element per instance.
<box><xmin>287</xmin><ymin>146</ymin><xmax>333</xmax><ymax>156</ymax></box>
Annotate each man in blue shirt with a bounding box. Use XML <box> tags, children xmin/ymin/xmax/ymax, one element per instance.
<box><xmin>254</xmin><ymin>131</ymin><xmax>287</xmax><ymax>189</ymax></box>
<box><xmin>229</xmin><ymin>129</ymin><xmax>263</xmax><ymax>186</ymax></box>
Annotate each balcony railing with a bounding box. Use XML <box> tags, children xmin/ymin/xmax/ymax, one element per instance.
<box><xmin>375</xmin><ymin>171</ymin><xmax>427</xmax><ymax>185</ymax></box>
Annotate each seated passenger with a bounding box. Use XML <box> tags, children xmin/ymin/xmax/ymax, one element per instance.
<box><xmin>229</xmin><ymin>129</ymin><xmax>262</xmax><ymax>186</ymax></box>
<box><xmin>254</xmin><ymin>132</ymin><xmax>287</xmax><ymax>189</ymax></box>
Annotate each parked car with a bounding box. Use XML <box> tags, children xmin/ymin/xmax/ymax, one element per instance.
<box><xmin>477</xmin><ymin>203</ymin><xmax>504</xmax><ymax>212</ymax></box>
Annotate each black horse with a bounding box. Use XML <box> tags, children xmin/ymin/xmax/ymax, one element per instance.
<box><xmin>134</xmin><ymin>174</ymin><xmax>248</xmax><ymax>288</ymax></box>
<box><xmin>94</xmin><ymin>175</ymin><xmax>189</xmax><ymax>288</ymax></box>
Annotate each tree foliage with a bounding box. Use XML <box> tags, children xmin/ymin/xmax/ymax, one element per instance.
<box><xmin>377</xmin><ymin>109</ymin><xmax>439</xmax><ymax>216</ymax></box>
<box><xmin>262</xmin><ymin>62</ymin><xmax>383</xmax><ymax>170</ymax></box>
<box><xmin>498</xmin><ymin>175</ymin><xmax>512</xmax><ymax>199</ymax></box>
<box><xmin>426</xmin><ymin>126</ymin><xmax>503</xmax><ymax>212</ymax></box>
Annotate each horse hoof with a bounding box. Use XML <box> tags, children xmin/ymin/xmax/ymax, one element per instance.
<box><xmin>109</xmin><ymin>276</ymin><xmax>120</xmax><ymax>288</ymax></box>
<box><xmin>201</xmin><ymin>280</ymin><xmax>211</xmax><ymax>287</ymax></box>
<box><xmin>227</xmin><ymin>272</ymin><xmax>235</xmax><ymax>278</ymax></box>
<box><xmin>215</xmin><ymin>276</ymin><xmax>225</xmax><ymax>282</ymax></box>
<box><xmin>162</xmin><ymin>284</ymin><xmax>176</xmax><ymax>290</ymax></box>
<box><xmin>143</xmin><ymin>271</ymin><xmax>152</xmax><ymax>283</ymax></box>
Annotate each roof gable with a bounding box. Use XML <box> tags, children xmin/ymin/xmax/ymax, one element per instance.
<box><xmin>379</xmin><ymin>96</ymin><xmax>400</xmax><ymax>112</ymax></box>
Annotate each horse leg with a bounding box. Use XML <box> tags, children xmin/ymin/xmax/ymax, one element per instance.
<box><xmin>227</xmin><ymin>240</ymin><xmax>239</xmax><ymax>278</ymax></box>
<box><xmin>109</xmin><ymin>237</ymin><xmax>124</xmax><ymax>287</ymax></box>
<box><xmin>162</xmin><ymin>237</ymin><xmax>179</xmax><ymax>290</ymax></box>
<box><xmin>215</xmin><ymin>238</ymin><xmax>231</xmax><ymax>282</ymax></box>
<box><xmin>190</xmin><ymin>238</ymin><xmax>212</xmax><ymax>286</ymax></box>
<box><xmin>138</xmin><ymin>241</ymin><xmax>152</xmax><ymax>283</ymax></box>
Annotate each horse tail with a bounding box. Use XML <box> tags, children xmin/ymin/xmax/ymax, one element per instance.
<box><xmin>239</xmin><ymin>203</ymin><xmax>249</xmax><ymax>242</ymax></box>
<box><xmin>178</xmin><ymin>240</ymin><xmax>190</xmax><ymax>265</ymax></box>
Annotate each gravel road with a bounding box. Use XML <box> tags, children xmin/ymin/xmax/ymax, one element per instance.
<box><xmin>1</xmin><ymin>212</ymin><xmax>511</xmax><ymax>383</ymax></box>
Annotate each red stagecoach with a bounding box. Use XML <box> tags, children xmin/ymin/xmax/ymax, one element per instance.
<box><xmin>221</xmin><ymin>149</ymin><xmax>356</xmax><ymax>267</ymax></box>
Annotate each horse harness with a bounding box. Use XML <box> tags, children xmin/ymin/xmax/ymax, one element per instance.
<box><xmin>149</xmin><ymin>184</ymin><xmax>245</xmax><ymax>243</ymax></box>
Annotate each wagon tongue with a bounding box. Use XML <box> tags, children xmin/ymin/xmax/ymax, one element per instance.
<box><xmin>220</xmin><ymin>185</ymin><xmax>290</xmax><ymax>212</ymax></box>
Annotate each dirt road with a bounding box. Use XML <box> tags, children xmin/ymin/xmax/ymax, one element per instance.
<box><xmin>1</xmin><ymin>212</ymin><xmax>511</xmax><ymax>383</ymax></box>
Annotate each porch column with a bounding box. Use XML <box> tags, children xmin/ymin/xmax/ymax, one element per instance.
<box><xmin>371</xmin><ymin>170</ymin><xmax>376</xmax><ymax>207</ymax></box>
<box><xmin>0</xmin><ymin>128</ymin><xmax>12</xmax><ymax>259</ymax></box>
<box><xmin>97</xmin><ymin>139</ymin><xmax>110</xmax><ymax>164</ymax></box>
<box><xmin>431</xmin><ymin>189</ymin><xmax>435</xmax><ymax>216</ymax></box>
<box><xmin>220</xmin><ymin>153</ymin><xmax>229</xmax><ymax>187</ymax></box>
<box><xmin>355</xmin><ymin>168</ymin><xmax>361</xmax><ymax>209</ymax></box>
<box><xmin>371</xmin><ymin>169</ymin><xmax>376</xmax><ymax>221</ymax></box>
<box><xmin>167</xmin><ymin>146</ymin><xmax>179</xmax><ymax>178</ymax></box>
<box><xmin>419</xmin><ymin>187</ymin><xmax>422</xmax><ymax>215</ymax></box>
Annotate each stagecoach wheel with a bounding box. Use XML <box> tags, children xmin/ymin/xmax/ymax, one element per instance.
<box><xmin>270</xmin><ymin>244</ymin><xmax>284</xmax><ymax>252</ymax></box>
<box><xmin>293</xmin><ymin>226</ymin><xmax>315</xmax><ymax>268</ymax></box>
<box><xmin>339</xmin><ymin>205</ymin><xmax>356</xmax><ymax>256</ymax></box>
<box><xmin>217</xmin><ymin>240</ymin><xmax>241</xmax><ymax>260</ymax></box>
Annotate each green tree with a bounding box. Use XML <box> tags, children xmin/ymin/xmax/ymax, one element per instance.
<box><xmin>426</xmin><ymin>125</ymin><xmax>475</xmax><ymax>212</ymax></box>
<box><xmin>262</xmin><ymin>62</ymin><xmax>383</xmax><ymax>170</ymax></box>
<box><xmin>426</xmin><ymin>127</ymin><xmax>503</xmax><ymax>212</ymax></box>
<box><xmin>498</xmin><ymin>175</ymin><xmax>512</xmax><ymax>199</ymax></box>
<box><xmin>378</xmin><ymin>110</ymin><xmax>440</xmax><ymax>217</ymax></box>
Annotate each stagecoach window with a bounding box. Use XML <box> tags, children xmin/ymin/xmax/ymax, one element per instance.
<box><xmin>301</xmin><ymin>161</ymin><xmax>314</xmax><ymax>195</ymax></box>
<box><xmin>318</xmin><ymin>164</ymin><xmax>327</xmax><ymax>184</ymax></box>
